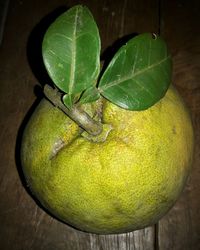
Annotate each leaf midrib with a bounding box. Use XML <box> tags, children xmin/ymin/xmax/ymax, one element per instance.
<box><xmin>69</xmin><ymin>8</ymin><xmax>79</xmax><ymax>95</ymax></box>
<box><xmin>100</xmin><ymin>55</ymin><xmax>170</xmax><ymax>91</ymax></box>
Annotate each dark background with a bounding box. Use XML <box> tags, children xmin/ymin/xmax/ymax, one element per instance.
<box><xmin>0</xmin><ymin>0</ymin><xmax>200</xmax><ymax>249</ymax></box>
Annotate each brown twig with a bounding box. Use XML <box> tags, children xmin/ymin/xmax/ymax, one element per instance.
<box><xmin>44</xmin><ymin>85</ymin><xmax>103</xmax><ymax>136</ymax></box>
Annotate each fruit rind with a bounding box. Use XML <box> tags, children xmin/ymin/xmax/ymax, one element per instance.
<box><xmin>21</xmin><ymin>85</ymin><xmax>194</xmax><ymax>234</ymax></box>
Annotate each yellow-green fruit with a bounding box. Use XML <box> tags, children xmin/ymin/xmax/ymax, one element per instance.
<box><xmin>21</xmin><ymin>86</ymin><xmax>194</xmax><ymax>234</ymax></box>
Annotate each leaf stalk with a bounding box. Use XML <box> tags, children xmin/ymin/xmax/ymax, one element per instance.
<box><xmin>44</xmin><ymin>85</ymin><xmax>103</xmax><ymax>136</ymax></box>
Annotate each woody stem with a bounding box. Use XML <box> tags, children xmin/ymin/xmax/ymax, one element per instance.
<box><xmin>44</xmin><ymin>85</ymin><xmax>103</xmax><ymax>136</ymax></box>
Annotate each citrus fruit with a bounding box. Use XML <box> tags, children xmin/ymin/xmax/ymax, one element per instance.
<box><xmin>21</xmin><ymin>85</ymin><xmax>194</xmax><ymax>234</ymax></box>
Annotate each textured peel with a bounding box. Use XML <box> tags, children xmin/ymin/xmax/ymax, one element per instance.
<box><xmin>21</xmin><ymin>85</ymin><xmax>194</xmax><ymax>234</ymax></box>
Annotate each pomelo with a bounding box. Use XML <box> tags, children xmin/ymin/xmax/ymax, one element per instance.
<box><xmin>21</xmin><ymin>85</ymin><xmax>194</xmax><ymax>234</ymax></box>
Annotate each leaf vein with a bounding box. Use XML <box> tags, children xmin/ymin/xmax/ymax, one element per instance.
<box><xmin>69</xmin><ymin>7</ymin><xmax>80</xmax><ymax>95</ymax></box>
<box><xmin>53</xmin><ymin>33</ymin><xmax>73</xmax><ymax>42</ymax></box>
<box><xmin>101</xmin><ymin>55</ymin><xmax>170</xmax><ymax>90</ymax></box>
<box><xmin>117</xmin><ymin>84</ymin><xmax>139</xmax><ymax>108</ymax></box>
<box><xmin>131</xmin><ymin>44</ymin><xmax>139</xmax><ymax>74</ymax></box>
<box><xmin>48</xmin><ymin>50</ymin><xmax>67</xmax><ymax>64</ymax></box>
<box><xmin>133</xmin><ymin>78</ymin><xmax>154</xmax><ymax>98</ymax></box>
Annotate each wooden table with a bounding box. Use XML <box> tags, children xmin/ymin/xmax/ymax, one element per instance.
<box><xmin>0</xmin><ymin>0</ymin><xmax>200</xmax><ymax>249</ymax></box>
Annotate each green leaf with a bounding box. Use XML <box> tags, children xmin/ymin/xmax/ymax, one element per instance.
<box><xmin>79</xmin><ymin>86</ymin><xmax>100</xmax><ymax>104</ymax></box>
<box><xmin>42</xmin><ymin>5</ymin><xmax>100</xmax><ymax>97</ymax></box>
<box><xmin>99</xmin><ymin>33</ymin><xmax>172</xmax><ymax>110</ymax></box>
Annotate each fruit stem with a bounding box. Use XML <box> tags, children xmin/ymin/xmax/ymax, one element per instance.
<box><xmin>44</xmin><ymin>85</ymin><xmax>103</xmax><ymax>136</ymax></box>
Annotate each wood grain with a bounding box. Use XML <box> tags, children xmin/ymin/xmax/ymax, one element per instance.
<box><xmin>1</xmin><ymin>0</ymin><xmax>200</xmax><ymax>249</ymax></box>
<box><xmin>157</xmin><ymin>1</ymin><xmax>200</xmax><ymax>249</ymax></box>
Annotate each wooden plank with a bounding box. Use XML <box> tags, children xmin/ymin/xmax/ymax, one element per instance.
<box><xmin>157</xmin><ymin>0</ymin><xmax>200</xmax><ymax>249</ymax></box>
<box><xmin>0</xmin><ymin>0</ymin><xmax>159</xmax><ymax>249</ymax></box>
<box><xmin>0</xmin><ymin>0</ymin><xmax>9</xmax><ymax>45</ymax></box>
